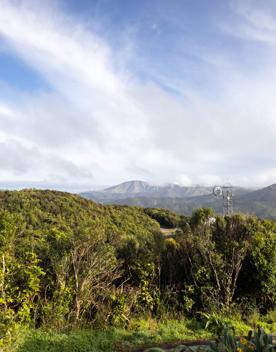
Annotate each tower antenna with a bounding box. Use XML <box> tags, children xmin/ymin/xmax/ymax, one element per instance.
<box><xmin>213</xmin><ymin>183</ymin><xmax>233</xmax><ymax>216</ymax></box>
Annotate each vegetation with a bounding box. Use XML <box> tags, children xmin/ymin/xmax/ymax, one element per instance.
<box><xmin>209</xmin><ymin>326</ymin><xmax>275</xmax><ymax>352</ymax></box>
<box><xmin>10</xmin><ymin>321</ymin><xmax>275</xmax><ymax>352</ymax></box>
<box><xmin>144</xmin><ymin>208</ymin><xmax>185</xmax><ymax>228</ymax></box>
<box><xmin>0</xmin><ymin>190</ymin><xmax>275</xmax><ymax>351</ymax></box>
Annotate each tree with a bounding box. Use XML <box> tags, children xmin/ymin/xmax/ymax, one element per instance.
<box><xmin>178</xmin><ymin>210</ymin><xmax>258</xmax><ymax>309</ymax></box>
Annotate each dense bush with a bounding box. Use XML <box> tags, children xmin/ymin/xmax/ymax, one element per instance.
<box><xmin>0</xmin><ymin>190</ymin><xmax>275</xmax><ymax>348</ymax></box>
<box><xmin>0</xmin><ymin>190</ymin><xmax>160</xmax><ymax>340</ymax></box>
<box><xmin>144</xmin><ymin>208</ymin><xmax>185</xmax><ymax>228</ymax></box>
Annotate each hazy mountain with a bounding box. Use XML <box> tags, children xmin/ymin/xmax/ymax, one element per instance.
<box><xmin>103</xmin><ymin>180</ymin><xmax>153</xmax><ymax>194</ymax></box>
<box><xmin>235</xmin><ymin>183</ymin><xmax>276</xmax><ymax>219</ymax></box>
<box><xmin>80</xmin><ymin>181</ymin><xmax>276</xmax><ymax>220</ymax></box>
<box><xmin>80</xmin><ymin>180</ymin><xmax>215</xmax><ymax>201</ymax></box>
<box><xmin>107</xmin><ymin>184</ymin><xmax>276</xmax><ymax>220</ymax></box>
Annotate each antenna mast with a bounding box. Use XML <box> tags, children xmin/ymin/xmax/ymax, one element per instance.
<box><xmin>213</xmin><ymin>183</ymin><xmax>233</xmax><ymax>216</ymax></box>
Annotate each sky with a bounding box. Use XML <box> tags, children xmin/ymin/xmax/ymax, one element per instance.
<box><xmin>0</xmin><ymin>0</ymin><xmax>276</xmax><ymax>191</ymax></box>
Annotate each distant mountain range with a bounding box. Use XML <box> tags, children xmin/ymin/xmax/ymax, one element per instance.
<box><xmin>81</xmin><ymin>180</ymin><xmax>210</xmax><ymax>200</ymax></box>
<box><xmin>79</xmin><ymin>180</ymin><xmax>276</xmax><ymax>220</ymax></box>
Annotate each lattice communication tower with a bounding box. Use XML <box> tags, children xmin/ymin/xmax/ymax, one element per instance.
<box><xmin>213</xmin><ymin>183</ymin><xmax>233</xmax><ymax>216</ymax></box>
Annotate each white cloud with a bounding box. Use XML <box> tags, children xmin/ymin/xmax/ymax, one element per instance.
<box><xmin>175</xmin><ymin>175</ymin><xmax>192</xmax><ymax>187</ymax></box>
<box><xmin>229</xmin><ymin>0</ymin><xmax>276</xmax><ymax>44</ymax></box>
<box><xmin>197</xmin><ymin>175</ymin><xmax>222</xmax><ymax>186</ymax></box>
<box><xmin>0</xmin><ymin>0</ymin><xmax>276</xmax><ymax>189</ymax></box>
<box><xmin>0</xmin><ymin>0</ymin><xmax>153</xmax><ymax>187</ymax></box>
<box><xmin>0</xmin><ymin>103</ymin><xmax>15</xmax><ymax>118</ymax></box>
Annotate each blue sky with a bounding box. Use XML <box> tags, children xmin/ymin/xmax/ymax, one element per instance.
<box><xmin>0</xmin><ymin>0</ymin><xmax>276</xmax><ymax>190</ymax></box>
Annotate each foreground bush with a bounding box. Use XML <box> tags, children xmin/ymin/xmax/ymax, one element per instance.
<box><xmin>0</xmin><ymin>190</ymin><xmax>275</xmax><ymax>346</ymax></box>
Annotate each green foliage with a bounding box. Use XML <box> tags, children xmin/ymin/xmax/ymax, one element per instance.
<box><xmin>265</xmin><ymin>310</ymin><xmax>276</xmax><ymax>324</ymax></box>
<box><xmin>144</xmin><ymin>208</ymin><xmax>184</xmax><ymax>228</ymax></box>
<box><xmin>251</xmin><ymin>224</ymin><xmax>276</xmax><ymax>309</ymax></box>
<box><xmin>17</xmin><ymin>328</ymin><xmax>117</xmax><ymax>352</ymax></box>
<box><xmin>200</xmin><ymin>312</ymin><xmax>232</xmax><ymax>333</ymax></box>
<box><xmin>165</xmin><ymin>211</ymin><xmax>275</xmax><ymax>311</ymax></box>
<box><xmin>107</xmin><ymin>289</ymin><xmax>136</xmax><ymax>327</ymax></box>
<box><xmin>13</xmin><ymin>318</ymin><xmax>213</xmax><ymax>352</ymax></box>
<box><xmin>0</xmin><ymin>190</ymin><xmax>275</xmax><ymax>349</ymax></box>
<box><xmin>4</xmin><ymin>317</ymin><xmax>275</xmax><ymax>352</ymax></box>
<box><xmin>0</xmin><ymin>190</ymin><xmax>160</xmax><ymax>332</ymax></box>
<box><xmin>131</xmin><ymin>262</ymin><xmax>160</xmax><ymax>312</ymax></box>
<box><xmin>236</xmin><ymin>220</ymin><xmax>276</xmax><ymax>312</ymax></box>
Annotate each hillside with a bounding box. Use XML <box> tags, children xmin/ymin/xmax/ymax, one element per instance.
<box><xmin>111</xmin><ymin>187</ymin><xmax>276</xmax><ymax>219</ymax></box>
<box><xmin>103</xmin><ymin>180</ymin><xmax>152</xmax><ymax>194</ymax></box>
<box><xmin>80</xmin><ymin>181</ymin><xmax>276</xmax><ymax>220</ymax></box>
<box><xmin>0</xmin><ymin>189</ymin><xmax>160</xmax><ymax>244</ymax></box>
<box><xmin>0</xmin><ymin>189</ymin><xmax>163</xmax><ymax>348</ymax></box>
<box><xmin>0</xmin><ymin>189</ymin><xmax>275</xmax><ymax>352</ymax></box>
<box><xmin>235</xmin><ymin>183</ymin><xmax>276</xmax><ymax>219</ymax></box>
<box><xmin>80</xmin><ymin>180</ymin><xmax>216</xmax><ymax>201</ymax></box>
<box><xmin>110</xmin><ymin>194</ymin><xmax>221</xmax><ymax>214</ymax></box>
<box><xmin>0</xmin><ymin>190</ymin><xmax>159</xmax><ymax>256</ymax></box>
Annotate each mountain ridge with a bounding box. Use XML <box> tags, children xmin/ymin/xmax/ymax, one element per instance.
<box><xmin>80</xmin><ymin>180</ymin><xmax>276</xmax><ymax>220</ymax></box>
<box><xmin>80</xmin><ymin>180</ymin><xmax>226</xmax><ymax>200</ymax></box>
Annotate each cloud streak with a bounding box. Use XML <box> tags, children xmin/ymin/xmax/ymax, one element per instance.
<box><xmin>0</xmin><ymin>0</ymin><xmax>276</xmax><ymax>189</ymax></box>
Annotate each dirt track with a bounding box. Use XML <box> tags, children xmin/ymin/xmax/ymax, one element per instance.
<box><xmin>134</xmin><ymin>339</ymin><xmax>211</xmax><ymax>352</ymax></box>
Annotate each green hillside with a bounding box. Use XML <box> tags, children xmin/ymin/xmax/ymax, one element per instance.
<box><xmin>0</xmin><ymin>190</ymin><xmax>162</xmax><ymax>345</ymax></box>
<box><xmin>0</xmin><ymin>189</ymin><xmax>159</xmax><ymax>240</ymax></box>
<box><xmin>0</xmin><ymin>190</ymin><xmax>275</xmax><ymax>351</ymax></box>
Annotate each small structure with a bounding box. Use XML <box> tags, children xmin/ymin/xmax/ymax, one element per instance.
<box><xmin>213</xmin><ymin>183</ymin><xmax>233</xmax><ymax>216</ymax></box>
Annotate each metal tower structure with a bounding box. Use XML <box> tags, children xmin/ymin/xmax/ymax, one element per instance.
<box><xmin>213</xmin><ymin>183</ymin><xmax>233</xmax><ymax>216</ymax></box>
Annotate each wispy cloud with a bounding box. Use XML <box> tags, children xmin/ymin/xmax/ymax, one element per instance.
<box><xmin>0</xmin><ymin>0</ymin><xmax>152</xmax><ymax>187</ymax></box>
<box><xmin>0</xmin><ymin>0</ymin><xmax>276</xmax><ymax>188</ymax></box>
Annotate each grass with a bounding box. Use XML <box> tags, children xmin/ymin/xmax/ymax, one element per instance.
<box><xmin>4</xmin><ymin>315</ymin><xmax>276</xmax><ymax>352</ymax></box>
<box><xmin>12</xmin><ymin>322</ymin><xmax>211</xmax><ymax>352</ymax></box>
